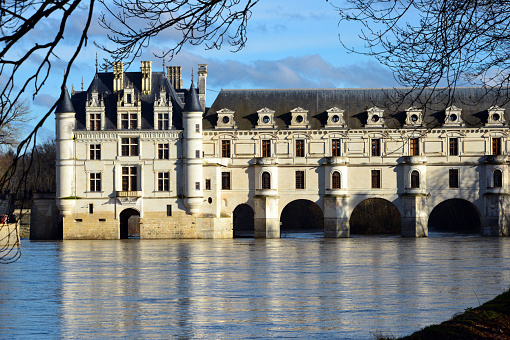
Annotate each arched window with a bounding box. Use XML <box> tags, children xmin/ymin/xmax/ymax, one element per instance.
<box><xmin>332</xmin><ymin>171</ymin><xmax>341</xmax><ymax>189</ymax></box>
<box><xmin>493</xmin><ymin>169</ymin><xmax>503</xmax><ymax>188</ymax></box>
<box><xmin>410</xmin><ymin>170</ymin><xmax>420</xmax><ymax>188</ymax></box>
<box><xmin>261</xmin><ymin>172</ymin><xmax>271</xmax><ymax>189</ymax></box>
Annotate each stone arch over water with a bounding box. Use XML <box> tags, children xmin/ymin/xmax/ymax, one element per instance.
<box><xmin>280</xmin><ymin>199</ymin><xmax>324</xmax><ymax>235</ymax></box>
<box><xmin>428</xmin><ymin>199</ymin><xmax>482</xmax><ymax>234</ymax></box>
<box><xmin>233</xmin><ymin>203</ymin><xmax>254</xmax><ymax>238</ymax></box>
<box><xmin>350</xmin><ymin>198</ymin><xmax>401</xmax><ymax>234</ymax></box>
<box><xmin>119</xmin><ymin>208</ymin><xmax>140</xmax><ymax>239</ymax></box>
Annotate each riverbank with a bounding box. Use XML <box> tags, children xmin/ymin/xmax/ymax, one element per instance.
<box><xmin>389</xmin><ymin>288</ymin><xmax>510</xmax><ymax>339</ymax></box>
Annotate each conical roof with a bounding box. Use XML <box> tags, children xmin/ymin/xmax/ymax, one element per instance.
<box><xmin>55</xmin><ymin>87</ymin><xmax>75</xmax><ymax>113</ymax></box>
<box><xmin>183</xmin><ymin>82</ymin><xmax>202</xmax><ymax>112</ymax></box>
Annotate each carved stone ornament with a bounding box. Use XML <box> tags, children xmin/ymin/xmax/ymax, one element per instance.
<box><xmin>365</xmin><ymin>106</ymin><xmax>386</xmax><ymax>128</ymax></box>
<box><xmin>325</xmin><ymin>107</ymin><xmax>346</xmax><ymax>128</ymax></box>
<box><xmin>443</xmin><ymin>105</ymin><xmax>464</xmax><ymax>127</ymax></box>
<box><xmin>486</xmin><ymin>106</ymin><xmax>506</xmax><ymax>126</ymax></box>
<box><xmin>216</xmin><ymin>108</ymin><xmax>237</xmax><ymax>129</ymax></box>
<box><xmin>289</xmin><ymin>107</ymin><xmax>310</xmax><ymax>129</ymax></box>
<box><xmin>405</xmin><ymin>106</ymin><xmax>424</xmax><ymax>127</ymax></box>
<box><xmin>256</xmin><ymin>107</ymin><xmax>276</xmax><ymax>129</ymax></box>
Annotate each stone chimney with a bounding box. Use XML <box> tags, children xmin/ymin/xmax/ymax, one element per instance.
<box><xmin>167</xmin><ymin>66</ymin><xmax>183</xmax><ymax>90</ymax></box>
<box><xmin>141</xmin><ymin>61</ymin><xmax>152</xmax><ymax>95</ymax></box>
<box><xmin>198</xmin><ymin>64</ymin><xmax>208</xmax><ymax>111</ymax></box>
<box><xmin>113</xmin><ymin>61</ymin><xmax>124</xmax><ymax>93</ymax></box>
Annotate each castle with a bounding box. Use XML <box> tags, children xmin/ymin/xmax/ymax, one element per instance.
<box><xmin>30</xmin><ymin>61</ymin><xmax>510</xmax><ymax>239</ymax></box>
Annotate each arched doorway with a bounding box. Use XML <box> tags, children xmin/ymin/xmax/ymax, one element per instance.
<box><xmin>233</xmin><ymin>204</ymin><xmax>254</xmax><ymax>238</ymax></box>
<box><xmin>350</xmin><ymin>198</ymin><xmax>401</xmax><ymax>234</ymax></box>
<box><xmin>119</xmin><ymin>208</ymin><xmax>140</xmax><ymax>239</ymax></box>
<box><xmin>280</xmin><ymin>199</ymin><xmax>324</xmax><ymax>236</ymax></box>
<box><xmin>428</xmin><ymin>199</ymin><xmax>481</xmax><ymax>234</ymax></box>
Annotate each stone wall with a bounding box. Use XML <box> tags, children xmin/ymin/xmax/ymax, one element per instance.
<box><xmin>31</xmin><ymin>193</ymin><xmax>62</xmax><ymax>240</ymax></box>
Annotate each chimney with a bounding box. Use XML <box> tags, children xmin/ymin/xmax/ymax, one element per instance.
<box><xmin>166</xmin><ymin>66</ymin><xmax>183</xmax><ymax>90</ymax></box>
<box><xmin>113</xmin><ymin>61</ymin><xmax>124</xmax><ymax>93</ymax></box>
<box><xmin>141</xmin><ymin>61</ymin><xmax>152</xmax><ymax>95</ymax></box>
<box><xmin>198</xmin><ymin>64</ymin><xmax>208</xmax><ymax>111</ymax></box>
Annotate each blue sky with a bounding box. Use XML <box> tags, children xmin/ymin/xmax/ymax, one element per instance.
<box><xmin>25</xmin><ymin>0</ymin><xmax>399</xmax><ymax>136</ymax></box>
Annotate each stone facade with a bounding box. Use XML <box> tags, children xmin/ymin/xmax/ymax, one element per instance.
<box><xmin>31</xmin><ymin>61</ymin><xmax>510</xmax><ymax>239</ymax></box>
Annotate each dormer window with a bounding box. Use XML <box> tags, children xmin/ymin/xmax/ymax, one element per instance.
<box><xmin>487</xmin><ymin>106</ymin><xmax>506</xmax><ymax>126</ymax></box>
<box><xmin>405</xmin><ymin>106</ymin><xmax>423</xmax><ymax>127</ymax></box>
<box><xmin>256</xmin><ymin>107</ymin><xmax>276</xmax><ymax>129</ymax></box>
<box><xmin>216</xmin><ymin>108</ymin><xmax>236</xmax><ymax>129</ymax></box>
<box><xmin>127</xmin><ymin>93</ymin><xmax>132</xmax><ymax>104</ymax></box>
<box><xmin>289</xmin><ymin>107</ymin><xmax>310</xmax><ymax>129</ymax></box>
<box><xmin>325</xmin><ymin>107</ymin><xmax>346</xmax><ymax>128</ymax></box>
<box><xmin>444</xmin><ymin>106</ymin><xmax>464</xmax><ymax>127</ymax></box>
<box><xmin>365</xmin><ymin>107</ymin><xmax>386</xmax><ymax>128</ymax></box>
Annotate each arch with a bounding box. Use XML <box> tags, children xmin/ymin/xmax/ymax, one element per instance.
<box><xmin>280</xmin><ymin>199</ymin><xmax>324</xmax><ymax>236</ymax></box>
<box><xmin>261</xmin><ymin>171</ymin><xmax>271</xmax><ymax>189</ymax></box>
<box><xmin>493</xmin><ymin>169</ymin><xmax>503</xmax><ymax>188</ymax></box>
<box><xmin>332</xmin><ymin>171</ymin><xmax>341</xmax><ymax>189</ymax></box>
<box><xmin>350</xmin><ymin>198</ymin><xmax>401</xmax><ymax>234</ymax></box>
<box><xmin>428</xmin><ymin>199</ymin><xmax>482</xmax><ymax>234</ymax></box>
<box><xmin>233</xmin><ymin>204</ymin><xmax>254</xmax><ymax>238</ymax></box>
<box><xmin>410</xmin><ymin>170</ymin><xmax>420</xmax><ymax>188</ymax></box>
<box><xmin>119</xmin><ymin>208</ymin><xmax>140</xmax><ymax>239</ymax></box>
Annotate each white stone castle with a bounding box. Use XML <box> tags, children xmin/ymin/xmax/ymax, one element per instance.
<box><xmin>32</xmin><ymin>61</ymin><xmax>510</xmax><ymax>239</ymax></box>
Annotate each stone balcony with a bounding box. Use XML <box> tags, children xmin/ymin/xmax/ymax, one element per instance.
<box><xmin>116</xmin><ymin>191</ymin><xmax>142</xmax><ymax>198</ymax></box>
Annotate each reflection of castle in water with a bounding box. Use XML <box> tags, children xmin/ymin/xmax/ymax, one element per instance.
<box><xmin>31</xmin><ymin>61</ymin><xmax>510</xmax><ymax>239</ymax></box>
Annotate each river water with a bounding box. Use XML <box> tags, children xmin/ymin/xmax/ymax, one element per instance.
<box><xmin>1</xmin><ymin>235</ymin><xmax>509</xmax><ymax>339</ymax></box>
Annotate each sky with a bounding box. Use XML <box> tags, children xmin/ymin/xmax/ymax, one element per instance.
<box><xmin>16</xmin><ymin>0</ymin><xmax>400</xmax><ymax>137</ymax></box>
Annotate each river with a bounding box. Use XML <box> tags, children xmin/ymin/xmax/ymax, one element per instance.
<box><xmin>0</xmin><ymin>235</ymin><xmax>509</xmax><ymax>339</ymax></box>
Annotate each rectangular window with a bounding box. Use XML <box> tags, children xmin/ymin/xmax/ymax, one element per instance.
<box><xmin>195</xmin><ymin>182</ymin><xmax>200</xmax><ymax>190</ymax></box>
<box><xmin>90</xmin><ymin>172</ymin><xmax>101</xmax><ymax>192</ymax></box>
<box><xmin>296</xmin><ymin>139</ymin><xmax>305</xmax><ymax>157</ymax></box>
<box><xmin>295</xmin><ymin>170</ymin><xmax>305</xmax><ymax>189</ymax></box>
<box><xmin>158</xmin><ymin>143</ymin><xmax>169</xmax><ymax>159</ymax></box>
<box><xmin>449</xmin><ymin>169</ymin><xmax>459</xmax><ymax>188</ymax></box>
<box><xmin>195</xmin><ymin>150</ymin><xmax>200</xmax><ymax>158</ymax></box>
<box><xmin>410</xmin><ymin>138</ymin><xmax>419</xmax><ymax>156</ymax></box>
<box><xmin>493</xmin><ymin>138</ymin><xmax>502</xmax><ymax>156</ymax></box>
<box><xmin>121</xmin><ymin>113</ymin><xmax>138</xmax><ymax>129</ymax></box>
<box><xmin>195</xmin><ymin>124</ymin><xmax>200</xmax><ymax>133</ymax></box>
<box><xmin>262</xmin><ymin>139</ymin><xmax>271</xmax><ymax>157</ymax></box>
<box><xmin>126</xmin><ymin>93</ymin><xmax>132</xmax><ymax>104</ymax></box>
<box><xmin>90</xmin><ymin>144</ymin><xmax>101</xmax><ymax>160</ymax></box>
<box><xmin>90</xmin><ymin>113</ymin><xmax>101</xmax><ymax>131</ymax></box>
<box><xmin>158</xmin><ymin>113</ymin><xmax>169</xmax><ymax>130</ymax></box>
<box><xmin>157</xmin><ymin>172</ymin><xmax>170</xmax><ymax>191</ymax></box>
<box><xmin>449</xmin><ymin>138</ymin><xmax>458</xmax><ymax>156</ymax></box>
<box><xmin>332</xmin><ymin>139</ymin><xmax>341</xmax><ymax>157</ymax></box>
<box><xmin>121</xmin><ymin>138</ymin><xmax>139</xmax><ymax>156</ymax></box>
<box><xmin>222</xmin><ymin>140</ymin><xmax>231</xmax><ymax>158</ymax></box>
<box><xmin>371</xmin><ymin>139</ymin><xmax>381</xmax><ymax>156</ymax></box>
<box><xmin>89</xmin><ymin>204</ymin><xmax>94</xmax><ymax>214</ymax></box>
<box><xmin>167</xmin><ymin>205</ymin><xmax>172</xmax><ymax>217</ymax></box>
<box><xmin>205</xmin><ymin>179</ymin><xmax>211</xmax><ymax>190</ymax></box>
<box><xmin>371</xmin><ymin>170</ymin><xmax>381</xmax><ymax>188</ymax></box>
<box><xmin>122</xmin><ymin>166</ymin><xmax>137</xmax><ymax>191</ymax></box>
<box><xmin>221</xmin><ymin>172</ymin><xmax>231</xmax><ymax>190</ymax></box>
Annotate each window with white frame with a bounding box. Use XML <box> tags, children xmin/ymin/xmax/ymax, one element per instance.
<box><xmin>121</xmin><ymin>113</ymin><xmax>138</xmax><ymax>129</ymax></box>
<box><xmin>90</xmin><ymin>144</ymin><xmax>101</xmax><ymax>160</ymax></box>
<box><xmin>122</xmin><ymin>166</ymin><xmax>137</xmax><ymax>191</ymax></box>
<box><xmin>90</xmin><ymin>172</ymin><xmax>101</xmax><ymax>192</ymax></box>
<box><xmin>158</xmin><ymin>113</ymin><xmax>169</xmax><ymax>130</ymax></box>
<box><xmin>158</xmin><ymin>143</ymin><xmax>169</xmax><ymax>159</ymax></box>
<box><xmin>121</xmin><ymin>138</ymin><xmax>139</xmax><ymax>156</ymax></box>
<box><xmin>157</xmin><ymin>172</ymin><xmax>170</xmax><ymax>191</ymax></box>
<box><xmin>90</xmin><ymin>113</ymin><xmax>101</xmax><ymax>131</ymax></box>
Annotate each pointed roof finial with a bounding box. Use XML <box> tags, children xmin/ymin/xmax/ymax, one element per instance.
<box><xmin>81</xmin><ymin>77</ymin><xmax>84</xmax><ymax>91</ymax></box>
<box><xmin>95</xmin><ymin>52</ymin><xmax>98</xmax><ymax>74</ymax></box>
<box><xmin>163</xmin><ymin>58</ymin><xmax>165</xmax><ymax>73</ymax></box>
<box><xmin>71</xmin><ymin>84</ymin><xmax>75</xmax><ymax>96</ymax></box>
<box><xmin>191</xmin><ymin>68</ymin><xmax>194</xmax><ymax>85</ymax></box>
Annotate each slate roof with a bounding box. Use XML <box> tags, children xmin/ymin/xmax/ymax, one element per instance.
<box><xmin>71</xmin><ymin>71</ymin><xmax>188</xmax><ymax>130</ymax></box>
<box><xmin>55</xmin><ymin>87</ymin><xmax>75</xmax><ymax>114</ymax></box>
<box><xmin>183</xmin><ymin>83</ymin><xmax>202</xmax><ymax>112</ymax></box>
<box><xmin>205</xmin><ymin>87</ymin><xmax>510</xmax><ymax>130</ymax></box>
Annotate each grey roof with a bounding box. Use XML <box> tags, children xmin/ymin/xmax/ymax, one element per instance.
<box><xmin>205</xmin><ymin>87</ymin><xmax>510</xmax><ymax>130</ymax></box>
<box><xmin>183</xmin><ymin>83</ymin><xmax>202</xmax><ymax>112</ymax></box>
<box><xmin>55</xmin><ymin>87</ymin><xmax>75</xmax><ymax>114</ymax></box>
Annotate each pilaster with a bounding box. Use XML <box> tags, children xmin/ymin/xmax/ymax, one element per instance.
<box><xmin>323</xmin><ymin>195</ymin><xmax>350</xmax><ymax>237</ymax></box>
<box><xmin>401</xmin><ymin>194</ymin><xmax>428</xmax><ymax>237</ymax></box>
<box><xmin>254</xmin><ymin>194</ymin><xmax>280</xmax><ymax>238</ymax></box>
<box><xmin>483</xmin><ymin>194</ymin><xmax>510</xmax><ymax>236</ymax></box>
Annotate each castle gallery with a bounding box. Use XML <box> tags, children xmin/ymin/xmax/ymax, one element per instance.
<box><xmin>31</xmin><ymin>61</ymin><xmax>510</xmax><ymax>239</ymax></box>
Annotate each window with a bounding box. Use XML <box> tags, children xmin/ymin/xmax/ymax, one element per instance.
<box><xmin>205</xmin><ymin>179</ymin><xmax>211</xmax><ymax>190</ymax></box>
<box><xmin>167</xmin><ymin>205</ymin><xmax>172</xmax><ymax>216</ymax></box>
<box><xmin>195</xmin><ymin>124</ymin><xmax>200</xmax><ymax>133</ymax></box>
<box><xmin>296</xmin><ymin>139</ymin><xmax>305</xmax><ymax>157</ymax></box>
<box><xmin>89</xmin><ymin>204</ymin><xmax>94</xmax><ymax>214</ymax></box>
<box><xmin>222</xmin><ymin>140</ymin><xmax>231</xmax><ymax>158</ymax></box>
<box><xmin>371</xmin><ymin>170</ymin><xmax>381</xmax><ymax>188</ymax></box>
<box><xmin>371</xmin><ymin>139</ymin><xmax>381</xmax><ymax>156</ymax></box>
<box><xmin>157</xmin><ymin>172</ymin><xmax>170</xmax><ymax>191</ymax></box>
<box><xmin>90</xmin><ymin>172</ymin><xmax>101</xmax><ymax>192</ymax></box>
<box><xmin>410</xmin><ymin>138</ymin><xmax>419</xmax><ymax>156</ymax></box>
<box><xmin>90</xmin><ymin>113</ymin><xmax>101</xmax><ymax>131</ymax></box>
<box><xmin>262</xmin><ymin>139</ymin><xmax>271</xmax><ymax>157</ymax></box>
<box><xmin>261</xmin><ymin>172</ymin><xmax>271</xmax><ymax>189</ymax></box>
<box><xmin>121</xmin><ymin>138</ymin><xmax>139</xmax><ymax>156</ymax></box>
<box><xmin>449</xmin><ymin>169</ymin><xmax>459</xmax><ymax>188</ymax></box>
<box><xmin>449</xmin><ymin>138</ymin><xmax>458</xmax><ymax>156</ymax></box>
<box><xmin>332</xmin><ymin>171</ymin><xmax>341</xmax><ymax>189</ymax></box>
<box><xmin>121</xmin><ymin>113</ymin><xmax>138</xmax><ymax>129</ymax></box>
<box><xmin>122</xmin><ymin>166</ymin><xmax>137</xmax><ymax>191</ymax></box>
<box><xmin>493</xmin><ymin>138</ymin><xmax>502</xmax><ymax>156</ymax></box>
<box><xmin>295</xmin><ymin>171</ymin><xmax>305</xmax><ymax>189</ymax></box>
<box><xmin>195</xmin><ymin>182</ymin><xmax>200</xmax><ymax>190</ymax></box>
<box><xmin>158</xmin><ymin>113</ymin><xmax>169</xmax><ymax>130</ymax></box>
<box><xmin>195</xmin><ymin>150</ymin><xmax>200</xmax><ymax>158</ymax></box>
<box><xmin>126</xmin><ymin>93</ymin><xmax>132</xmax><ymax>104</ymax></box>
<box><xmin>222</xmin><ymin>172</ymin><xmax>231</xmax><ymax>190</ymax></box>
<box><xmin>158</xmin><ymin>143</ymin><xmax>169</xmax><ymax>159</ymax></box>
<box><xmin>410</xmin><ymin>170</ymin><xmax>420</xmax><ymax>188</ymax></box>
<box><xmin>332</xmin><ymin>139</ymin><xmax>341</xmax><ymax>157</ymax></box>
<box><xmin>90</xmin><ymin>144</ymin><xmax>101</xmax><ymax>160</ymax></box>
<box><xmin>494</xmin><ymin>169</ymin><xmax>503</xmax><ymax>188</ymax></box>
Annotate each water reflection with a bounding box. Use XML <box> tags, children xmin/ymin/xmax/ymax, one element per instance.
<box><xmin>0</xmin><ymin>237</ymin><xmax>509</xmax><ymax>339</ymax></box>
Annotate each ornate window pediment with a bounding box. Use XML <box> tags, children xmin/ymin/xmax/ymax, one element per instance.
<box><xmin>365</xmin><ymin>106</ymin><xmax>386</xmax><ymax>128</ymax></box>
<box><xmin>216</xmin><ymin>108</ymin><xmax>237</xmax><ymax>129</ymax></box>
<box><xmin>486</xmin><ymin>106</ymin><xmax>506</xmax><ymax>126</ymax></box>
<box><xmin>325</xmin><ymin>107</ymin><xmax>346</xmax><ymax>128</ymax></box>
<box><xmin>289</xmin><ymin>107</ymin><xmax>310</xmax><ymax>129</ymax></box>
<box><xmin>256</xmin><ymin>107</ymin><xmax>276</xmax><ymax>129</ymax></box>
<box><xmin>405</xmin><ymin>106</ymin><xmax>424</xmax><ymax>127</ymax></box>
<box><xmin>443</xmin><ymin>106</ymin><xmax>464</xmax><ymax>127</ymax></box>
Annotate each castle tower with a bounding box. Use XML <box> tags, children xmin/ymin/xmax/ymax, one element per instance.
<box><xmin>183</xmin><ymin>82</ymin><xmax>203</xmax><ymax>215</ymax></box>
<box><xmin>197</xmin><ymin>64</ymin><xmax>208</xmax><ymax>111</ymax></box>
<box><xmin>55</xmin><ymin>88</ymin><xmax>76</xmax><ymax>217</ymax></box>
